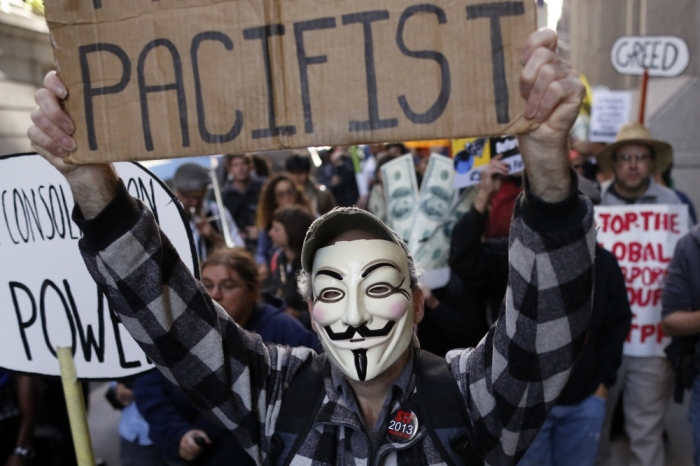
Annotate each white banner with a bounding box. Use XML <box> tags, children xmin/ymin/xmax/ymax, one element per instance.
<box><xmin>589</xmin><ymin>90</ymin><xmax>632</xmax><ymax>143</ymax></box>
<box><xmin>595</xmin><ymin>204</ymin><xmax>689</xmax><ymax>357</ymax></box>
<box><xmin>0</xmin><ymin>153</ymin><xmax>197</xmax><ymax>379</ymax></box>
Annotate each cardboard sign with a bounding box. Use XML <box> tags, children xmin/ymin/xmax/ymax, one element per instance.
<box><xmin>0</xmin><ymin>153</ymin><xmax>197</xmax><ymax>379</ymax></box>
<box><xmin>43</xmin><ymin>0</ymin><xmax>537</xmax><ymax>164</ymax></box>
<box><xmin>611</xmin><ymin>36</ymin><xmax>690</xmax><ymax>78</ymax></box>
<box><xmin>595</xmin><ymin>204</ymin><xmax>689</xmax><ymax>358</ymax></box>
<box><xmin>589</xmin><ymin>90</ymin><xmax>632</xmax><ymax>143</ymax></box>
<box><xmin>452</xmin><ymin>135</ymin><xmax>522</xmax><ymax>188</ymax></box>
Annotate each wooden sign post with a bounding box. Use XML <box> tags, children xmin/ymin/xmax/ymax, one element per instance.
<box><xmin>58</xmin><ymin>347</ymin><xmax>95</xmax><ymax>466</ymax></box>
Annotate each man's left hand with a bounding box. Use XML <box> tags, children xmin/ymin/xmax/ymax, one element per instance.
<box><xmin>517</xmin><ymin>28</ymin><xmax>585</xmax><ymax>203</ymax></box>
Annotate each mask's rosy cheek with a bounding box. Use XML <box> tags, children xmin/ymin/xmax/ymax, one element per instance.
<box><xmin>311</xmin><ymin>304</ymin><xmax>327</xmax><ymax>323</ymax></box>
<box><xmin>312</xmin><ymin>304</ymin><xmax>342</xmax><ymax>326</ymax></box>
<box><xmin>367</xmin><ymin>295</ymin><xmax>408</xmax><ymax>320</ymax></box>
<box><xmin>387</xmin><ymin>299</ymin><xmax>409</xmax><ymax>319</ymax></box>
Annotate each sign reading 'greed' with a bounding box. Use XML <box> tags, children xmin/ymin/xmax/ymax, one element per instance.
<box><xmin>0</xmin><ymin>154</ymin><xmax>197</xmax><ymax>379</ymax></box>
<box><xmin>43</xmin><ymin>0</ymin><xmax>537</xmax><ymax>164</ymax></box>
<box><xmin>611</xmin><ymin>35</ymin><xmax>690</xmax><ymax>78</ymax></box>
<box><xmin>595</xmin><ymin>204</ymin><xmax>689</xmax><ymax>358</ymax></box>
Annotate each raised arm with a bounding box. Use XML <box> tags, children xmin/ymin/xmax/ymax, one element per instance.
<box><xmin>28</xmin><ymin>72</ymin><xmax>315</xmax><ymax>465</ymax></box>
<box><xmin>446</xmin><ymin>29</ymin><xmax>595</xmax><ymax>465</ymax></box>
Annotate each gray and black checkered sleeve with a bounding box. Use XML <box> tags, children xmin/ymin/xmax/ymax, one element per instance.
<box><xmin>75</xmin><ymin>182</ymin><xmax>315</xmax><ymax>465</ymax></box>
<box><xmin>447</xmin><ymin>185</ymin><xmax>596</xmax><ymax>466</ymax></box>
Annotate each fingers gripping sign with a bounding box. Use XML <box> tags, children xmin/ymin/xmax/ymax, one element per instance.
<box><xmin>28</xmin><ymin>71</ymin><xmax>120</xmax><ymax>218</ymax></box>
<box><xmin>517</xmin><ymin>29</ymin><xmax>586</xmax><ymax>203</ymax></box>
<box><xmin>29</xmin><ymin>72</ymin><xmax>76</xmax><ymax>170</ymax></box>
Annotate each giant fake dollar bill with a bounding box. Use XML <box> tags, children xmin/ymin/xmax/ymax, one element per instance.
<box><xmin>381</xmin><ymin>154</ymin><xmax>419</xmax><ymax>243</ymax></box>
<box><xmin>382</xmin><ymin>152</ymin><xmax>476</xmax><ymax>288</ymax></box>
<box><xmin>407</xmin><ymin>154</ymin><xmax>455</xmax><ymax>250</ymax></box>
<box><xmin>412</xmin><ymin>188</ymin><xmax>477</xmax><ymax>271</ymax></box>
<box><xmin>367</xmin><ymin>184</ymin><xmax>388</xmax><ymax>224</ymax></box>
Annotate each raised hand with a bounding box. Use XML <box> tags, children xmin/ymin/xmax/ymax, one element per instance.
<box><xmin>517</xmin><ymin>29</ymin><xmax>585</xmax><ymax>202</ymax></box>
<box><xmin>28</xmin><ymin>71</ymin><xmax>119</xmax><ymax>218</ymax></box>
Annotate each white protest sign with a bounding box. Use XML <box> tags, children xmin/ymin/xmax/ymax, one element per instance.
<box><xmin>611</xmin><ymin>36</ymin><xmax>690</xmax><ymax>78</ymax></box>
<box><xmin>589</xmin><ymin>90</ymin><xmax>632</xmax><ymax>143</ymax></box>
<box><xmin>0</xmin><ymin>153</ymin><xmax>197</xmax><ymax>379</ymax></box>
<box><xmin>595</xmin><ymin>204</ymin><xmax>689</xmax><ymax>357</ymax></box>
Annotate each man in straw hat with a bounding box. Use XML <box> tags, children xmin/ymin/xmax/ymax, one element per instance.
<box><xmin>28</xmin><ymin>29</ymin><xmax>595</xmax><ymax>466</ymax></box>
<box><xmin>596</xmin><ymin>122</ymin><xmax>686</xmax><ymax>466</ymax></box>
<box><xmin>596</xmin><ymin>122</ymin><xmax>680</xmax><ymax>207</ymax></box>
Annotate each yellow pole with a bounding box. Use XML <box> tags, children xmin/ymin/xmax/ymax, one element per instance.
<box><xmin>57</xmin><ymin>346</ymin><xmax>95</xmax><ymax>466</ymax></box>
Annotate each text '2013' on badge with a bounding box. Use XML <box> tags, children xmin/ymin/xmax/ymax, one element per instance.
<box><xmin>387</xmin><ymin>409</ymin><xmax>418</xmax><ymax>443</ymax></box>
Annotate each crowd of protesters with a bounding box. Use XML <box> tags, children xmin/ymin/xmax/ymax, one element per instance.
<box><xmin>3</xmin><ymin>126</ymin><xmax>700</xmax><ymax>466</ymax></box>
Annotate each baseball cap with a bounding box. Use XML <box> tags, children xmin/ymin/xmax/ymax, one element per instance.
<box><xmin>301</xmin><ymin>207</ymin><xmax>407</xmax><ymax>272</ymax></box>
<box><xmin>172</xmin><ymin>163</ymin><xmax>210</xmax><ymax>192</ymax></box>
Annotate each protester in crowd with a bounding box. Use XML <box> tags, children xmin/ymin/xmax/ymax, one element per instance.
<box><xmin>571</xmin><ymin>140</ymin><xmax>602</xmax><ymax>182</ymax></box>
<box><xmin>172</xmin><ymin>163</ymin><xmax>244</xmax><ymax>262</ymax></box>
<box><xmin>519</xmin><ymin>246</ymin><xmax>631</xmax><ymax>466</ymax></box>
<box><xmin>222</xmin><ymin>154</ymin><xmax>263</xmax><ymax>252</ymax></box>
<box><xmin>570</xmin><ymin>149</ymin><xmax>586</xmax><ymax>176</ymax></box>
<box><xmin>661</xmin><ymin>223</ymin><xmax>700</xmax><ymax>466</ymax></box>
<box><xmin>596</xmin><ymin>122</ymin><xmax>687</xmax><ymax>466</ymax></box>
<box><xmin>33</xmin><ymin>378</ymin><xmax>83</xmax><ymax>466</ymax></box>
<box><xmin>285</xmin><ymin>153</ymin><xmax>336</xmax><ymax>216</ymax></box>
<box><xmin>254</xmin><ymin>173</ymin><xmax>312</xmax><ymax>277</ymax></box>
<box><xmin>448</xmin><ymin>155</ymin><xmax>522</xmax><ymax>325</ymax></box>
<box><xmin>355</xmin><ymin>144</ymin><xmax>383</xmax><ymax>209</ymax></box>
<box><xmin>266</xmin><ymin>206</ymin><xmax>316</xmax><ymax>328</ymax></box>
<box><xmin>30</xmin><ymin>29</ymin><xmax>595</xmax><ymax>465</ymax></box>
<box><xmin>105</xmin><ymin>378</ymin><xmax>165</xmax><ymax>466</ymax></box>
<box><xmin>384</xmin><ymin>143</ymin><xmax>409</xmax><ymax>157</ymax></box>
<box><xmin>250</xmin><ymin>154</ymin><xmax>270</xmax><ymax>180</ymax></box>
<box><xmin>134</xmin><ymin>247</ymin><xmax>317</xmax><ymax>465</ymax></box>
<box><xmin>0</xmin><ymin>372</ymin><xmax>37</xmax><ymax>466</ymax></box>
<box><xmin>326</xmin><ymin>146</ymin><xmax>360</xmax><ymax>207</ymax></box>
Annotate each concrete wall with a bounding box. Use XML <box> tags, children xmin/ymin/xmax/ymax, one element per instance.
<box><xmin>559</xmin><ymin>0</ymin><xmax>700</xmax><ymax>214</ymax></box>
<box><xmin>0</xmin><ymin>3</ymin><xmax>52</xmax><ymax>156</ymax></box>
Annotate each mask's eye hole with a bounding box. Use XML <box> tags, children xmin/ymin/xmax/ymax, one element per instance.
<box><xmin>320</xmin><ymin>288</ymin><xmax>345</xmax><ymax>303</ymax></box>
<box><xmin>366</xmin><ymin>283</ymin><xmax>393</xmax><ymax>298</ymax></box>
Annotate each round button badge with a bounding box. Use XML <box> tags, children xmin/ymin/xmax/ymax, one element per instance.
<box><xmin>387</xmin><ymin>409</ymin><xmax>418</xmax><ymax>443</ymax></box>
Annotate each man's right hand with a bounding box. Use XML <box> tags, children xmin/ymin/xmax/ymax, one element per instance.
<box><xmin>179</xmin><ymin>429</ymin><xmax>211</xmax><ymax>461</ymax></box>
<box><xmin>28</xmin><ymin>71</ymin><xmax>120</xmax><ymax>218</ymax></box>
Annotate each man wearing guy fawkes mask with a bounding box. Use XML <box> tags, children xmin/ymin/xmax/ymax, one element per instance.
<box><xmin>30</xmin><ymin>30</ymin><xmax>595</xmax><ymax>466</ymax></box>
<box><xmin>306</xmin><ymin>229</ymin><xmax>417</xmax><ymax>383</ymax></box>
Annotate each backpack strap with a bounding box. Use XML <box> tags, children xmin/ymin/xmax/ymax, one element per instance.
<box><xmin>271</xmin><ymin>354</ymin><xmax>327</xmax><ymax>466</ymax></box>
<box><xmin>416</xmin><ymin>350</ymin><xmax>484</xmax><ymax>466</ymax></box>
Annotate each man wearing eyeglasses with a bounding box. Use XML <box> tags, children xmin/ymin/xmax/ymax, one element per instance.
<box><xmin>597</xmin><ymin>122</ymin><xmax>682</xmax><ymax>207</ymax></box>
<box><xmin>596</xmin><ymin>122</ymin><xmax>685</xmax><ymax>466</ymax></box>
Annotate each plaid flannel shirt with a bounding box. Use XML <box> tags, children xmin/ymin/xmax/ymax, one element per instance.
<box><xmin>76</xmin><ymin>177</ymin><xmax>595</xmax><ymax>466</ymax></box>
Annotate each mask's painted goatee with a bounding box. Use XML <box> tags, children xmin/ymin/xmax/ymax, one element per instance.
<box><xmin>352</xmin><ymin>349</ymin><xmax>368</xmax><ymax>381</ymax></box>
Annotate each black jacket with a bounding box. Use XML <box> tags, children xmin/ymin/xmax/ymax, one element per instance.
<box><xmin>448</xmin><ymin>205</ymin><xmax>508</xmax><ymax>325</ymax></box>
<box><xmin>417</xmin><ymin>273</ymin><xmax>489</xmax><ymax>357</ymax></box>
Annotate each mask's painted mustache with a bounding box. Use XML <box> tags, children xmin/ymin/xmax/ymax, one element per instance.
<box><xmin>324</xmin><ymin>320</ymin><xmax>396</xmax><ymax>341</ymax></box>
